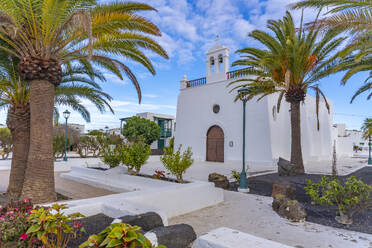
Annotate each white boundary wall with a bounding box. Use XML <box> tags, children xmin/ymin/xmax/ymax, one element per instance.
<box><xmin>59</xmin><ymin>166</ymin><xmax>223</xmax><ymax>224</ymax></box>
<box><xmin>193</xmin><ymin>227</ymin><xmax>294</xmax><ymax>248</ymax></box>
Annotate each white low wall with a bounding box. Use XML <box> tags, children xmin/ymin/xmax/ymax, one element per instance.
<box><xmin>60</xmin><ymin>166</ymin><xmax>224</xmax><ymax>224</ymax></box>
<box><xmin>192</xmin><ymin>227</ymin><xmax>294</xmax><ymax>248</ymax></box>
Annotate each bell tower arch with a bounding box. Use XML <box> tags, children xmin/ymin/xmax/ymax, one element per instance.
<box><xmin>206</xmin><ymin>36</ymin><xmax>229</xmax><ymax>84</ymax></box>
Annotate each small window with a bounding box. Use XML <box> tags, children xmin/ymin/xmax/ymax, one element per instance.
<box><xmin>213</xmin><ymin>104</ymin><xmax>220</xmax><ymax>114</ymax></box>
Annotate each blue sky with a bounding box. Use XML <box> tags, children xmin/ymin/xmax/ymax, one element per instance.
<box><xmin>1</xmin><ymin>0</ymin><xmax>370</xmax><ymax>131</ymax></box>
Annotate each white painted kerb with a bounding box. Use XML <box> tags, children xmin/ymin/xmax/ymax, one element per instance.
<box><xmin>192</xmin><ymin>227</ymin><xmax>294</xmax><ymax>248</ymax></box>
<box><xmin>60</xmin><ymin>166</ymin><xmax>223</xmax><ymax>223</ymax></box>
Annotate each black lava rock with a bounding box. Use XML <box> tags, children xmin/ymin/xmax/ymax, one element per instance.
<box><xmin>119</xmin><ymin>212</ymin><xmax>164</xmax><ymax>232</ymax></box>
<box><xmin>150</xmin><ymin>224</ymin><xmax>197</xmax><ymax>248</ymax></box>
<box><xmin>68</xmin><ymin>214</ymin><xmax>114</xmax><ymax>248</ymax></box>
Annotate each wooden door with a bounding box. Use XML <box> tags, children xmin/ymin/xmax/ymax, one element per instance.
<box><xmin>206</xmin><ymin>126</ymin><xmax>224</xmax><ymax>162</ymax></box>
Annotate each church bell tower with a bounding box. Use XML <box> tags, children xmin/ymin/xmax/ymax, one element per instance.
<box><xmin>206</xmin><ymin>36</ymin><xmax>229</xmax><ymax>84</ymax></box>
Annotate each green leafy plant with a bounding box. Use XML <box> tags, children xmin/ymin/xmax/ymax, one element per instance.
<box><xmin>121</xmin><ymin>141</ymin><xmax>151</xmax><ymax>175</ymax></box>
<box><xmin>122</xmin><ymin>116</ymin><xmax>161</xmax><ymax>145</ymax></box>
<box><xmin>79</xmin><ymin>222</ymin><xmax>165</xmax><ymax>248</ymax></box>
<box><xmin>0</xmin><ymin>199</ymin><xmax>42</xmax><ymax>248</ymax></box>
<box><xmin>53</xmin><ymin>135</ymin><xmax>69</xmax><ymax>159</ymax></box>
<box><xmin>231</xmin><ymin>170</ymin><xmax>241</xmax><ymax>183</ymax></box>
<box><xmin>27</xmin><ymin>204</ymin><xmax>85</xmax><ymax>248</ymax></box>
<box><xmin>305</xmin><ymin>176</ymin><xmax>372</xmax><ymax>224</ymax></box>
<box><xmin>0</xmin><ymin>127</ymin><xmax>12</xmax><ymax>160</ymax></box>
<box><xmin>102</xmin><ymin>145</ymin><xmax>122</xmax><ymax>168</ymax></box>
<box><xmin>161</xmin><ymin>145</ymin><xmax>193</xmax><ymax>183</ymax></box>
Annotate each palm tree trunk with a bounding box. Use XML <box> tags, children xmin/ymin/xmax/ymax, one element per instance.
<box><xmin>6</xmin><ymin>105</ymin><xmax>30</xmax><ymax>198</ymax></box>
<box><xmin>290</xmin><ymin>101</ymin><xmax>305</xmax><ymax>174</ymax></box>
<box><xmin>21</xmin><ymin>80</ymin><xmax>56</xmax><ymax>203</ymax></box>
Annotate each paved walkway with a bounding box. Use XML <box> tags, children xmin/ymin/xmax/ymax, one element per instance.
<box><xmin>169</xmin><ymin>191</ymin><xmax>372</xmax><ymax>248</ymax></box>
<box><xmin>0</xmin><ymin>153</ymin><xmax>368</xmax><ymax>180</ymax></box>
<box><xmin>0</xmin><ymin>170</ymin><xmax>115</xmax><ymax>200</ymax></box>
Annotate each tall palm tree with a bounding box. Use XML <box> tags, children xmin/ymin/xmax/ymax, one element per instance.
<box><xmin>361</xmin><ymin>118</ymin><xmax>372</xmax><ymax>139</ymax></box>
<box><xmin>0</xmin><ymin>1</ymin><xmax>168</xmax><ymax>203</ymax></box>
<box><xmin>292</xmin><ymin>0</ymin><xmax>372</xmax><ymax>98</ymax></box>
<box><xmin>229</xmin><ymin>11</ymin><xmax>345</xmax><ymax>174</ymax></box>
<box><xmin>0</xmin><ymin>59</ymin><xmax>113</xmax><ymax>198</ymax></box>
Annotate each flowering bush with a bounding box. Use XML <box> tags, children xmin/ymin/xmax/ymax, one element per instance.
<box><xmin>27</xmin><ymin>203</ymin><xmax>85</xmax><ymax>248</ymax></box>
<box><xmin>0</xmin><ymin>199</ymin><xmax>42</xmax><ymax>248</ymax></box>
<box><xmin>79</xmin><ymin>222</ymin><xmax>166</xmax><ymax>248</ymax></box>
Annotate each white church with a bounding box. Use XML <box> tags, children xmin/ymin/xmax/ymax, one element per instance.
<box><xmin>174</xmin><ymin>41</ymin><xmax>334</xmax><ymax>167</ymax></box>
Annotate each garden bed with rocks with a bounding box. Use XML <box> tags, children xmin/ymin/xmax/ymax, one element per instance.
<box><xmin>229</xmin><ymin>167</ymin><xmax>372</xmax><ymax>234</ymax></box>
<box><xmin>68</xmin><ymin>212</ymin><xmax>196</xmax><ymax>248</ymax></box>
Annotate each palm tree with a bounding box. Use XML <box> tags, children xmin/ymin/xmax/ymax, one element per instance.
<box><xmin>361</xmin><ymin>118</ymin><xmax>372</xmax><ymax>139</ymax></box>
<box><xmin>291</xmin><ymin>0</ymin><xmax>372</xmax><ymax>34</ymax></box>
<box><xmin>229</xmin><ymin>11</ymin><xmax>345</xmax><ymax>174</ymax></box>
<box><xmin>0</xmin><ymin>1</ymin><xmax>168</xmax><ymax>203</ymax></box>
<box><xmin>1</xmin><ymin>59</ymin><xmax>113</xmax><ymax>198</ymax></box>
<box><xmin>292</xmin><ymin>0</ymin><xmax>372</xmax><ymax>98</ymax></box>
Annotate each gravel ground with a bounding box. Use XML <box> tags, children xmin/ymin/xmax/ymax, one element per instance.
<box><xmin>232</xmin><ymin>167</ymin><xmax>372</xmax><ymax>234</ymax></box>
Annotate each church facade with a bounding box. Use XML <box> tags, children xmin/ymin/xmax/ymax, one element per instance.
<box><xmin>174</xmin><ymin>41</ymin><xmax>334</xmax><ymax>167</ymax></box>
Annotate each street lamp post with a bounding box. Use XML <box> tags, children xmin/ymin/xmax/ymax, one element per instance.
<box><xmin>63</xmin><ymin>110</ymin><xmax>70</xmax><ymax>161</ymax></box>
<box><xmin>237</xmin><ymin>86</ymin><xmax>250</xmax><ymax>193</ymax></box>
<box><xmin>369</xmin><ymin>136</ymin><xmax>372</xmax><ymax>165</ymax></box>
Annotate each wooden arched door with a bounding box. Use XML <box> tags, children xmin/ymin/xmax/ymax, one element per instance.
<box><xmin>206</xmin><ymin>125</ymin><xmax>224</xmax><ymax>162</ymax></box>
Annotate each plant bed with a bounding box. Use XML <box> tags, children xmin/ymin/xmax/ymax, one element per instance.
<box><xmin>138</xmin><ymin>173</ymin><xmax>190</xmax><ymax>184</ymax></box>
<box><xmin>0</xmin><ymin>192</ymin><xmax>71</xmax><ymax>206</ymax></box>
<box><xmin>228</xmin><ymin>167</ymin><xmax>372</xmax><ymax>234</ymax></box>
<box><xmin>88</xmin><ymin>166</ymin><xmax>190</xmax><ymax>184</ymax></box>
<box><xmin>88</xmin><ymin>166</ymin><xmax>109</xmax><ymax>171</ymax></box>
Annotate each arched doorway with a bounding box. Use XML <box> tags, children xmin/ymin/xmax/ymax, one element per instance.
<box><xmin>206</xmin><ymin>125</ymin><xmax>224</xmax><ymax>162</ymax></box>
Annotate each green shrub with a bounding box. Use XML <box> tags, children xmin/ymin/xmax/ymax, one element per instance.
<box><xmin>53</xmin><ymin>135</ymin><xmax>69</xmax><ymax>159</ymax></box>
<box><xmin>160</xmin><ymin>145</ymin><xmax>193</xmax><ymax>183</ymax></box>
<box><xmin>102</xmin><ymin>145</ymin><xmax>121</xmax><ymax>168</ymax></box>
<box><xmin>79</xmin><ymin>222</ymin><xmax>165</xmax><ymax>248</ymax></box>
<box><xmin>121</xmin><ymin>141</ymin><xmax>151</xmax><ymax>175</ymax></box>
<box><xmin>305</xmin><ymin>176</ymin><xmax>372</xmax><ymax>224</ymax></box>
<box><xmin>27</xmin><ymin>204</ymin><xmax>85</xmax><ymax>248</ymax></box>
<box><xmin>231</xmin><ymin>170</ymin><xmax>240</xmax><ymax>182</ymax></box>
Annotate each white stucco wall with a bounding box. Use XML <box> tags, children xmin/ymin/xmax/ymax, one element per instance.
<box><xmin>175</xmin><ymin>41</ymin><xmax>334</xmax><ymax>167</ymax></box>
<box><xmin>175</xmin><ymin>81</ymin><xmax>333</xmax><ymax>166</ymax></box>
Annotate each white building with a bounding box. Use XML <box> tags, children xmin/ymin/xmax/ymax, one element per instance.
<box><xmin>175</xmin><ymin>41</ymin><xmax>334</xmax><ymax>167</ymax></box>
<box><xmin>68</xmin><ymin>123</ymin><xmax>85</xmax><ymax>134</ymax></box>
<box><xmin>333</xmin><ymin>124</ymin><xmax>368</xmax><ymax>157</ymax></box>
<box><xmin>120</xmin><ymin>112</ymin><xmax>175</xmax><ymax>151</ymax></box>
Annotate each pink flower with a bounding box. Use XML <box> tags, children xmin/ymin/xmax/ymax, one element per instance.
<box><xmin>28</xmin><ymin>211</ymin><xmax>33</xmax><ymax>215</ymax></box>
<box><xmin>20</xmin><ymin>233</ymin><xmax>28</xmax><ymax>241</ymax></box>
<box><xmin>26</xmin><ymin>206</ymin><xmax>32</xmax><ymax>210</ymax></box>
<box><xmin>0</xmin><ymin>216</ymin><xmax>4</xmax><ymax>220</ymax></box>
<box><xmin>24</xmin><ymin>199</ymin><xmax>30</xmax><ymax>203</ymax></box>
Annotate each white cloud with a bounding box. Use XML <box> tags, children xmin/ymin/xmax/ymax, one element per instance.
<box><xmin>143</xmin><ymin>94</ymin><xmax>158</xmax><ymax>98</ymax></box>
